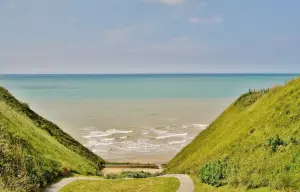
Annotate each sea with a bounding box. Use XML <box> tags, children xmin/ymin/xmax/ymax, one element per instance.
<box><xmin>0</xmin><ymin>74</ymin><xmax>297</xmax><ymax>163</ymax></box>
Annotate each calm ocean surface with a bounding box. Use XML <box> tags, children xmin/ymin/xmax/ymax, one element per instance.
<box><xmin>0</xmin><ymin>74</ymin><xmax>297</xmax><ymax>163</ymax></box>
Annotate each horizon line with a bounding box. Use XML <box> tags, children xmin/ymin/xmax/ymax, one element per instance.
<box><xmin>0</xmin><ymin>73</ymin><xmax>299</xmax><ymax>76</ymax></box>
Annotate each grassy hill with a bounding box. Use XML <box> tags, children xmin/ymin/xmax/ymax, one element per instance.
<box><xmin>0</xmin><ymin>87</ymin><xmax>105</xmax><ymax>191</ymax></box>
<box><xmin>164</xmin><ymin>77</ymin><xmax>300</xmax><ymax>191</ymax></box>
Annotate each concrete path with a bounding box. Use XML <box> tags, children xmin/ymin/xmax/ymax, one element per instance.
<box><xmin>45</xmin><ymin>174</ymin><xmax>194</xmax><ymax>192</ymax></box>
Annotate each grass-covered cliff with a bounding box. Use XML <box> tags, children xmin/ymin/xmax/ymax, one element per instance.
<box><xmin>165</xmin><ymin>77</ymin><xmax>300</xmax><ymax>191</ymax></box>
<box><xmin>0</xmin><ymin>87</ymin><xmax>105</xmax><ymax>191</ymax></box>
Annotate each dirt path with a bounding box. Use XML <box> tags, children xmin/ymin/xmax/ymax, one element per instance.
<box><xmin>45</xmin><ymin>174</ymin><xmax>194</xmax><ymax>192</ymax></box>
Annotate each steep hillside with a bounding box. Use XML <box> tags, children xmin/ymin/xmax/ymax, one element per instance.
<box><xmin>165</xmin><ymin>77</ymin><xmax>300</xmax><ymax>191</ymax></box>
<box><xmin>0</xmin><ymin>87</ymin><xmax>105</xmax><ymax>191</ymax></box>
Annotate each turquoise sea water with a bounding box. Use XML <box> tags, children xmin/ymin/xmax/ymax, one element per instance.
<box><xmin>0</xmin><ymin>74</ymin><xmax>297</xmax><ymax>101</ymax></box>
<box><xmin>0</xmin><ymin>74</ymin><xmax>297</xmax><ymax>163</ymax></box>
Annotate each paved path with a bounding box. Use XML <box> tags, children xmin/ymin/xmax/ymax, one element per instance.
<box><xmin>160</xmin><ymin>174</ymin><xmax>194</xmax><ymax>192</ymax></box>
<box><xmin>45</xmin><ymin>174</ymin><xmax>194</xmax><ymax>192</ymax></box>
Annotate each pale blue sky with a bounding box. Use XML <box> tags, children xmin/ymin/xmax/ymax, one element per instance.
<box><xmin>1</xmin><ymin>0</ymin><xmax>299</xmax><ymax>74</ymax></box>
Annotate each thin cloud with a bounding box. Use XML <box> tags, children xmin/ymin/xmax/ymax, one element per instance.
<box><xmin>189</xmin><ymin>15</ymin><xmax>223</xmax><ymax>24</ymax></box>
<box><xmin>144</xmin><ymin>0</ymin><xmax>187</xmax><ymax>5</ymax></box>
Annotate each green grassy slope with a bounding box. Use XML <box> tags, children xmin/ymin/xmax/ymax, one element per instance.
<box><xmin>0</xmin><ymin>87</ymin><xmax>105</xmax><ymax>191</ymax></box>
<box><xmin>165</xmin><ymin>77</ymin><xmax>300</xmax><ymax>190</ymax></box>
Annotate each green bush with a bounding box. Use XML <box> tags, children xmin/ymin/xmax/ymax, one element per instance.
<box><xmin>21</xmin><ymin>102</ymin><xmax>30</xmax><ymax>109</ymax></box>
<box><xmin>153</xmin><ymin>172</ymin><xmax>163</xmax><ymax>177</ymax></box>
<box><xmin>120</xmin><ymin>171</ymin><xmax>152</xmax><ymax>178</ymax></box>
<box><xmin>266</xmin><ymin>135</ymin><xmax>286</xmax><ymax>152</ymax></box>
<box><xmin>104</xmin><ymin>173</ymin><xmax>119</xmax><ymax>179</ymax></box>
<box><xmin>104</xmin><ymin>171</ymin><xmax>160</xmax><ymax>180</ymax></box>
<box><xmin>199</xmin><ymin>160</ymin><xmax>227</xmax><ymax>187</ymax></box>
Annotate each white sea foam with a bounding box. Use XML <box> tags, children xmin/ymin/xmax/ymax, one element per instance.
<box><xmin>106</xmin><ymin>129</ymin><xmax>133</xmax><ymax>134</ymax></box>
<box><xmin>83</xmin><ymin>129</ymin><xmax>132</xmax><ymax>139</ymax></box>
<box><xmin>102</xmin><ymin>138</ymin><xmax>115</xmax><ymax>142</ymax></box>
<box><xmin>85</xmin><ymin>137</ymin><xmax>115</xmax><ymax>147</ymax></box>
<box><xmin>92</xmin><ymin>149</ymin><xmax>108</xmax><ymax>153</ymax></box>
<box><xmin>150</xmin><ymin>128</ymin><xmax>168</xmax><ymax>134</ymax></box>
<box><xmin>83</xmin><ymin>131</ymin><xmax>112</xmax><ymax>138</ymax></box>
<box><xmin>85</xmin><ymin>140</ymin><xmax>113</xmax><ymax>147</ymax></box>
<box><xmin>83</xmin><ymin>123</ymin><xmax>207</xmax><ymax>158</ymax></box>
<box><xmin>168</xmin><ymin>140</ymin><xmax>187</xmax><ymax>145</ymax></box>
<box><xmin>155</xmin><ymin>133</ymin><xmax>187</xmax><ymax>139</ymax></box>
<box><xmin>141</xmin><ymin>131</ymin><xmax>149</xmax><ymax>135</ymax></box>
<box><xmin>192</xmin><ymin>124</ymin><xmax>208</xmax><ymax>129</ymax></box>
<box><xmin>182</xmin><ymin>124</ymin><xmax>208</xmax><ymax>129</ymax></box>
<box><xmin>115</xmin><ymin>140</ymin><xmax>160</xmax><ymax>152</ymax></box>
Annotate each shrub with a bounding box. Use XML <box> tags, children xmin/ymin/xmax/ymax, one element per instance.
<box><xmin>62</xmin><ymin>167</ymin><xmax>71</xmax><ymax>177</ymax></box>
<box><xmin>104</xmin><ymin>173</ymin><xmax>119</xmax><ymax>179</ymax></box>
<box><xmin>234</xmin><ymin>90</ymin><xmax>267</xmax><ymax>108</ymax></box>
<box><xmin>21</xmin><ymin>102</ymin><xmax>30</xmax><ymax>109</ymax></box>
<box><xmin>199</xmin><ymin>160</ymin><xmax>227</xmax><ymax>187</ymax></box>
<box><xmin>153</xmin><ymin>172</ymin><xmax>163</xmax><ymax>177</ymax></box>
<box><xmin>266</xmin><ymin>135</ymin><xmax>286</xmax><ymax>152</ymax></box>
<box><xmin>104</xmin><ymin>171</ymin><xmax>160</xmax><ymax>180</ymax></box>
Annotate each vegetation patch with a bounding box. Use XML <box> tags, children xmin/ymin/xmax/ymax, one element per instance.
<box><xmin>234</xmin><ymin>89</ymin><xmax>269</xmax><ymax>108</ymax></box>
<box><xmin>104</xmin><ymin>163</ymin><xmax>159</xmax><ymax>169</ymax></box>
<box><xmin>104</xmin><ymin>171</ymin><xmax>162</xmax><ymax>179</ymax></box>
<box><xmin>265</xmin><ymin>135</ymin><xmax>286</xmax><ymax>152</ymax></box>
<box><xmin>199</xmin><ymin>160</ymin><xmax>227</xmax><ymax>187</ymax></box>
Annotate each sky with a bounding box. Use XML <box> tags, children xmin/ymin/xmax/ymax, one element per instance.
<box><xmin>0</xmin><ymin>0</ymin><xmax>300</xmax><ymax>74</ymax></box>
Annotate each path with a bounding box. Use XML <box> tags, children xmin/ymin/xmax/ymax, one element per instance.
<box><xmin>45</xmin><ymin>174</ymin><xmax>194</xmax><ymax>192</ymax></box>
<box><xmin>160</xmin><ymin>174</ymin><xmax>194</xmax><ymax>192</ymax></box>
